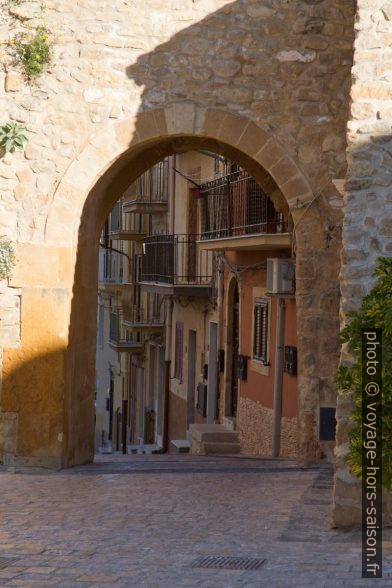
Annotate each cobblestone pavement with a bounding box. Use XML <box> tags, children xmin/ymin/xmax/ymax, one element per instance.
<box><xmin>0</xmin><ymin>454</ymin><xmax>390</xmax><ymax>587</ymax></box>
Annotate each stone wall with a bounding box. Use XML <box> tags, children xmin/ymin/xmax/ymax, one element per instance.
<box><xmin>0</xmin><ymin>0</ymin><xmax>353</xmax><ymax>246</ymax></box>
<box><xmin>333</xmin><ymin>0</ymin><xmax>392</xmax><ymax>526</ymax></box>
<box><xmin>0</xmin><ymin>281</ymin><xmax>20</xmax><ymax>349</ymax></box>
<box><xmin>237</xmin><ymin>396</ymin><xmax>298</xmax><ymax>458</ymax></box>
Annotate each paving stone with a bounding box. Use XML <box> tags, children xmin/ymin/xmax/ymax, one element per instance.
<box><xmin>0</xmin><ymin>455</ymin><xmax>389</xmax><ymax>587</ymax></box>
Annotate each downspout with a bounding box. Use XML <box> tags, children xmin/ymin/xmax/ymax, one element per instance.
<box><xmin>162</xmin><ymin>297</ymin><xmax>173</xmax><ymax>452</ymax></box>
<box><xmin>170</xmin><ymin>154</ymin><xmax>176</xmax><ymax>235</ymax></box>
<box><xmin>122</xmin><ymin>355</ymin><xmax>128</xmax><ymax>455</ymax></box>
<box><xmin>272</xmin><ymin>297</ymin><xmax>285</xmax><ymax>457</ymax></box>
<box><xmin>162</xmin><ymin>155</ymin><xmax>176</xmax><ymax>452</ymax></box>
<box><xmin>217</xmin><ymin>256</ymin><xmax>224</xmax><ymax>349</ymax></box>
<box><xmin>217</xmin><ymin>256</ymin><xmax>224</xmax><ymax>420</ymax></box>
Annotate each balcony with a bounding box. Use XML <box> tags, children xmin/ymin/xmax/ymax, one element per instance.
<box><xmin>108</xmin><ymin>203</ymin><xmax>147</xmax><ymax>242</ymax></box>
<box><xmin>122</xmin><ymin>160</ymin><xmax>169</xmax><ymax>215</ymax></box>
<box><xmin>108</xmin><ymin>228</ymin><xmax>147</xmax><ymax>242</ymax></box>
<box><xmin>140</xmin><ymin>234</ymin><xmax>214</xmax><ymax>297</ymax></box>
<box><xmin>197</xmin><ymin>169</ymin><xmax>290</xmax><ymax>251</ymax></box>
<box><xmin>98</xmin><ymin>249</ymin><xmax>131</xmax><ymax>293</ymax></box>
<box><xmin>122</xmin><ymin>306</ymin><xmax>164</xmax><ymax>334</ymax></box>
<box><xmin>109</xmin><ymin>310</ymin><xmax>144</xmax><ymax>354</ymax></box>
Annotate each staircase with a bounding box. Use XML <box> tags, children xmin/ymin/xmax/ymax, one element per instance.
<box><xmin>187</xmin><ymin>424</ymin><xmax>240</xmax><ymax>455</ymax></box>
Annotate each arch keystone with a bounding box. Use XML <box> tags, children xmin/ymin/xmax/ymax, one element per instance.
<box><xmin>194</xmin><ymin>107</ymin><xmax>208</xmax><ymax>136</ymax></box>
<box><xmin>152</xmin><ymin>108</ymin><xmax>168</xmax><ymax>138</ymax></box>
<box><xmin>164</xmin><ymin>102</ymin><xmax>196</xmax><ymax>135</ymax></box>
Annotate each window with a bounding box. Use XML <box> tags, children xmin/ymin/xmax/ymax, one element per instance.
<box><xmin>253</xmin><ymin>298</ymin><xmax>268</xmax><ymax>363</ymax></box>
<box><xmin>174</xmin><ymin>321</ymin><xmax>184</xmax><ymax>380</ymax></box>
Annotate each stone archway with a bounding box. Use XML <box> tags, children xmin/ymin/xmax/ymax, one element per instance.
<box><xmin>2</xmin><ymin>105</ymin><xmax>338</xmax><ymax>469</ymax></box>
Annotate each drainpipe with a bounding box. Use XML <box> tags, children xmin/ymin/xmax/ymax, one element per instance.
<box><xmin>170</xmin><ymin>154</ymin><xmax>176</xmax><ymax>234</ymax></box>
<box><xmin>162</xmin><ymin>156</ymin><xmax>176</xmax><ymax>452</ymax></box>
<box><xmin>216</xmin><ymin>257</ymin><xmax>224</xmax><ymax>421</ymax></box>
<box><xmin>217</xmin><ymin>256</ymin><xmax>224</xmax><ymax>349</ymax></box>
<box><xmin>162</xmin><ymin>298</ymin><xmax>173</xmax><ymax>452</ymax></box>
<box><xmin>272</xmin><ymin>297</ymin><xmax>285</xmax><ymax>457</ymax></box>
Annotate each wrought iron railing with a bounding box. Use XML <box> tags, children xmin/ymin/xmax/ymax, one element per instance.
<box><xmin>98</xmin><ymin>248</ymin><xmax>131</xmax><ymax>284</ymax></box>
<box><xmin>141</xmin><ymin>234</ymin><xmax>213</xmax><ymax>286</ymax></box>
<box><xmin>109</xmin><ymin>309</ymin><xmax>144</xmax><ymax>347</ymax></box>
<box><xmin>199</xmin><ymin>169</ymin><xmax>287</xmax><ymax>240</ymax></box>
<box><xmin>122</xmin><ymin>305</ymin><xmax>163</xmax><ymax>327</ymax></box>
<box><xmin>108</xmin><ymin>203</ymin><xmax>145</xmax><ymax>237</ymax></box>
<box><xmin>98</xmin><ymin>249</ymin><xmax>127</xmax><ymax>284</ymax></box>
<box><xmin>123</xmin><ymin>159</ymin><xmax>169</xmax><ymax>207</ymax></box>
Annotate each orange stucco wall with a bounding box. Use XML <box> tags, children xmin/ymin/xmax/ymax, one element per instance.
<box><xmin>224</xmin><ymin>251</ymin><xmax>297</xmax><ymax>419</ymax></box>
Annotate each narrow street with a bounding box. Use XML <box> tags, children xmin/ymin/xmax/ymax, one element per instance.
<box><xmin>0</xmin><ymin>455</ymin><xmax>389</xmax><ymax>587</ymax></box>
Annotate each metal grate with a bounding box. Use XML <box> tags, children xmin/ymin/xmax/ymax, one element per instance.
<box><xmin>0</xmin><ymin>557</ymin><xmax>19</xmax><ymax>570</ymax></box>
<box><xmin>191</xmin><ymin>555</ymin><xmax>265</xmax><ymax>571</ymax></box>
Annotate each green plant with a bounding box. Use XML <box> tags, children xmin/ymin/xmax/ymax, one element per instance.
<box><xmin>0</xmin><ymin>237</ymin><xmax>15</xmax><ymax>280</ymax></box>
<box><xmin>0</xmin><ymin>122</ymin><xmax>27</xmax><ymax>153</ymax></box>
<box><xmin>336</xmin><ymin>257</ymin><xmax>392</xmax><ymax>490</ymax></box>
<box><xmin>14</xmin><ymin>25</ymin><xmax>52</xmax><ymax>78</ymax></box>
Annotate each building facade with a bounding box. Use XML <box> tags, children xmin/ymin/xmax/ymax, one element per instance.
<box><xmin>95</xmin><ymin>152</ymin><xmax>302</xmax><ymax>460</ymax></box>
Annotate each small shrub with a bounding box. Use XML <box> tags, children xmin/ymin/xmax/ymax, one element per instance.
<box><xmin>0</xmin><ymin>238</ymin><xmax>15</xmax><ymax>280</ymax></box>
<box><xmin>336</xmin><ymin>257</ymin><xmax>392</xmax><ymax>490</ymax></box>
<box><xmin>14</xmin><ymin>26</ymin><xmax>52</xmax><ymax>78</ymax></box>
<box><xmin>0</xmin><ymin>122</ymin><xmax>28</xmax><ymax>153</ymax></box>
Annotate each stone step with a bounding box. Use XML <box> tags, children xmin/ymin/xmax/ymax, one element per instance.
<box><xmin>170</xmin><ymin>440</ymin><xmax>190</xmax><ymax>454</ymax></box>
<box><xmin>189</xmin><ymin>424</ymin><xmax>239</xmax><ymax>443</ymax></box>
<box><xmin>202</xmin><ymin>441</ymin><xmax>241</xmax><ymax>454</ymax></box>
<box><xmin>197</xmin><ymin>431</ymin><xmax>239</xmax><ymax>443</ymax></box>
<box><xmin>222</xmin><ymin>416</ymin><xmax>236</xmax><ymax>431</ymax></box>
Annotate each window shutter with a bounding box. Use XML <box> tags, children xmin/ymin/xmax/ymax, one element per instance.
<box><xmin>253</xmin><ymin>299</ymin><xmax>268</xmax><ymax>363</ymax></box>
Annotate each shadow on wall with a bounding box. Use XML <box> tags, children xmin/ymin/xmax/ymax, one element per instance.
<box><xmin>0</xmin><ymin>347</ymin><xmax>72</xmax><ymax>467</ymax></box>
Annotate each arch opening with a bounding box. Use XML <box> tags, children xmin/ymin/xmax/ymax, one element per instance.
<box><xmin>65</xmin><ymin>113</ymin><xmax>314</xmax><ymax>464</ymax></box>
<box><xmin>93</xmin><ymin>147</ymin><xmax>298</xmax><ymax>461</ymax></box>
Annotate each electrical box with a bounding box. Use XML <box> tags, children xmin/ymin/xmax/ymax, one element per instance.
<box><xmin>202</xmin><ymin>363</ymin><xmax>208</xmax><ymax>380</ymax></box>
<box><xmin>266</xmin><ymin>258</ymin><xmax>295</xmax><ymax>295</ymax></box>
<box><xmin>237</xmin><ymin>355</ymin><xmax>248</xmax><ymax>381</ymax></box>
<box><xmin>319</xmin><ymin>407</ymin><xmax>336</xmax><ymax>441</ymax></box>
<box><xmin>218</xmin><ymin>349</ymin><xmax>225</xmax><ymax>373</ymax></box>
<box><xmin>196</xmin><ymin>383</ymin><xmax>207</xmax><ymax>417</ymax></box>
<box><xmin>284</xmin><ymin>346</ymin><xmax>297</xmax><ymax>375</ymax></box>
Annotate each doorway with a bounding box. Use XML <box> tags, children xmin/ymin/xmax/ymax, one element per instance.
<box><xmin>207</xmin><ymin>322</ymin><xmax>218</xmax><ymax>424</ymax></box>
<box><xmin>230</xmin><ymin>281</ymin><xmax>240</xmax><ymax>418</ymax></box>
<box><xmin>187</xmin><ymin>330</ymin><xmax>197</xmax><ymax>427</ymax></box>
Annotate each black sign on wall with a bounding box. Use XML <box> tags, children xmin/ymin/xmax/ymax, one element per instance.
<box><xmin>319</xmin><ymin>407</ymin><xmax>337</xmax><ymax>441</ymax></box>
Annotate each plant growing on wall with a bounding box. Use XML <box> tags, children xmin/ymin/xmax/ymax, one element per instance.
<box><xmin>13</xmin><ymin>25</ymin><xmax>52</xmax><ymax>78</ymax></box>
<box><xmin>0</xmin><ymin>237</ymin><xmax>16</xmax><ymax>280</ymax></box>
<box><xmin>336</xmin><ymin>257</ymin><xmax>392</xmax><ymax>490</ymax></box>
<box><xmin>0</xmin><ymin>122</ymin><xmax>28</xmax><ymax>153</ymax></box>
